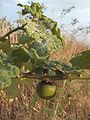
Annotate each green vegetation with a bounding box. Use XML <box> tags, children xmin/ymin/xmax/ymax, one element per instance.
<box><xmin>0</xmin><ymin>1</ymin><xmax>90</xmax><ymax>98</ymax></box>
<box><xmin>0</xmin><ymin>1</ymin><xmax>90</xmax><ymax>120</ymax></box>
<box><xmin>0</xmin><ymin>70</ymin><xmax>11</xmax><ymax>89</ymax></box>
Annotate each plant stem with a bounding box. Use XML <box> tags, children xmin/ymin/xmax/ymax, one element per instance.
<box><xmin>21</xmin><ymin>72</ymin><xmax>90</xmax><ymax>81</ymax></box>
<box><xmin>0</xmin><ymin>23</ymin><xmax>27</xmax><ymax>42</ymax></box>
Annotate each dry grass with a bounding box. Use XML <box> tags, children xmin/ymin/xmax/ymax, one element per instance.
<box><xmin>0</xmin><ymin>80</ymin><xmax>90</xmax><ymax>120</ymax></box>
<box><xmin>51</xmin><ymin>35</ymin><xmax>89</xmax><ymax>63</ymax></box>
<box><xmin>0</xmin><ymin>37</ymin><xmax>90</xmax><ymax>120</ymax></box>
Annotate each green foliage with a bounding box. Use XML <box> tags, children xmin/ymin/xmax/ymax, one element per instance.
<box><xmin>23</xmin><ymin>60</ymin><xmax>32</xmax><ymax>71</ymax></box>
<box><xmin>30</xmin><ymin>41</ymin><xmax>48</xmax><ymax>57</ymax></box>
<box><xmin>18</xmin><ymin>33</ymin><xmax>30</xmax><ymax>44</ymax></box>
<box><xmin>0</xmin><ymin>51</ymin><xmax>8</xmax><ymax>63</ymax></box>
<box><xmin>43</xmin><ymin>60</ymin><xmax>79</xmax><ymax>73</ymax></box>
<box><xmin>29</xmin><ymin>48</ymin><xmax>49</xmax><ymax>67</ymax></box>
<box><xmin>0</xmin><ymin>70</ymin><xmax>11</xmax><ymax>89</ymax></box>
<box><xmin>4</xmin><ymin>64</ymin><xmax>20</xmax><ymax>78</ymax></box>
<box><xmin>51</xmin><ymin>22</ymin><xmax>64</xmax><ymax>46</ymax></box>
<box><xmin>17</xmin><ymin>1</ymin><xmax>65</xmax><ymax>51</ymax></box>
<box><xmin>29</xmin><ymin>60</ymin><xmax>82</xmax><ymax>78</ymax></box>
<box><xmin>70</xmin><ymin>50</ymin><xmax>90</xmax><ymax>69</ymax></box>
<box><xmin>10</xmin><ymin>46</ymin><xmax>31</xmax><ymax>67</ymax></box>
<box><xmin>17</xmin><ymin>2</ymin><xmax>43</xmax><ymax>18</ymax></box>
<box><xmin>0</xmin><ymin>52</ymin><xmax>20</xmax><ymax>76</ymax></box>
<box><xmin>0</xmin><ymin>1</ymin><xmax>90</xmax><ymax>100</ymax></box>
<box><xmin>0</xmin><ymin>63</ymin><xmax>20</xmax><ymax>78</ymax></box>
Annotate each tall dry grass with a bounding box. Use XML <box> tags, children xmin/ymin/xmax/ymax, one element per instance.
<box><xmin>51</xmin><ymin>35</ymin><xmax>89</xmax><ymax>63</ymax></box>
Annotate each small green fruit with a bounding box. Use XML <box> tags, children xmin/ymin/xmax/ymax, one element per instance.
<box><xmin>36</xmin><ymin>81</ymin><xmax>57</xmax><ymax>100</ymax></box>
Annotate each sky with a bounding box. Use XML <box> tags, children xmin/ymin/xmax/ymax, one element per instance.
<box><xmin>0</xmin><ymin>0</ymin><xmax>90</xmax><ymax>43</ymax></box>
<box><xmin>0</xmin><ymin>0</ymin><xmax>90</xmax><ymax>24</ymax></box>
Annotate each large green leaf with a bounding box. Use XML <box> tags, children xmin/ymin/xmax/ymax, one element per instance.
<box><xmin>4</xmin><ymin>64</ymin><xmax>20</xmax><ymax>78</ymax></box>
<box><xmin>0</xmin><ymin>70</ymin><xmax>11</xmax><ymax>89</ymax></box>
<box><xmin>29</xmin><ymin>48</ymin><xmax>49</xmax><ymax>67</ymax></box>
<box><xmin>0</xmin><ymin>52</ymin><xmax>20</xmax><ymax>78</ymax></box>
<box><xmin>0</xmin><ymin>51</ymin><xmax>8</xmax><ymax>63</ymax></box>
<box><xmin>18</xmin><ymin>33</ymin><xmax>31</xmax><ymax>44</ymax></box>
<box><xmin>70</xmin><ymin>50</ymin><xmax>90</xmax><ymax>69</ymax></box>
<box><xmin>30</xmin><ymin>41</ymin><xmax>48</xmax><ymax>57</ymax></box>
<box><xmin>23</xmin><ymin>60</ymin><xmax>32</xmax><ymax>71</ymax></box>
<box><xmin>10</xmin><ymin>46</ymin><xmax>31</xmax><ymax>67</ymax></box>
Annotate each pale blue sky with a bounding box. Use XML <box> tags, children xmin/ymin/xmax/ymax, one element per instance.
<box><xmin>0</xmin><ymin>0</ymin><xmax>90</xmax><ymax>24</ymax></box>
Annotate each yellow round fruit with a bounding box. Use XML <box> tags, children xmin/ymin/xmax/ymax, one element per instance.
<box><xmin>36</xmin><ymin>81</ymin><xmax>57</xmax><ymax>100</ymax></box>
